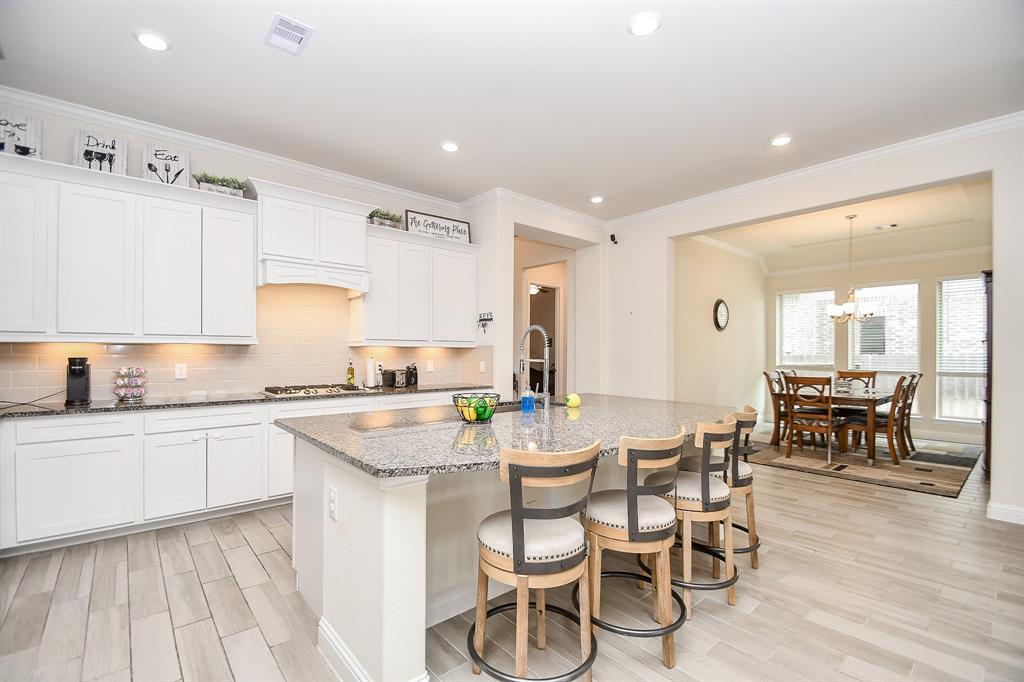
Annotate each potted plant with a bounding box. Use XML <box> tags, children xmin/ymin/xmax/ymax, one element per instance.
<box><xmin>192</xmin><ymin>172</ymin><xmax>247</xmax><ymax>197</ymax></box>
<box><xmin>367</xmin><ymin>209</ymin><xmax>404</xmax><ymax>229</ymax></box>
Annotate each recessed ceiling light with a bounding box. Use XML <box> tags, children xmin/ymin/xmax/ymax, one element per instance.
<box><xmin>441</xmin><ymin>141</ymin><xmax>459</xmax><ymax>153</ymax></box>
<box><xmin>628</xmin><ymin>11</ymin><xmax>662</xmax><ymax>37</ymax></box>
<box><xmin>135</xmin><ymin>30</ymin><xmax>169</xmax><ymax>52</ymax></box>
<box><xmin>769</xmin><ymin>133</ymin><xmax>792</xmax><ymax>147</ymax></box>
<box><xmin>590</xmin><ymin>196</ymin><xmax>604</xmax><ymax>204</ymax></box>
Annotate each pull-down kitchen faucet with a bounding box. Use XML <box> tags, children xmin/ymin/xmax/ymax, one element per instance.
<box><xmin>518</xmin><ymin>324</ymin><xmax>551</xmax><ymax>410</ymax></box>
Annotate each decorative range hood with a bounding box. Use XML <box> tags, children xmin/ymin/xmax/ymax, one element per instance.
<box><xmin>247</xmin><ymin>177</ymin><xmax>376</xmax><ymax>292</ymax></box>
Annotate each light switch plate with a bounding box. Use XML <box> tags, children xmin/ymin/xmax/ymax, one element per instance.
<box><xmin>174</xmin><ymin>363</ymin><xmax>187</xmax><ymax>379</ymax></box>
<box><xmin>426</xmin><ymin>360</ymin><xmax>434</xmax><ymax>372</ymax></box>
<box><xmin>328</xmin><ymin>486</ymin><xmax>338</xmax><ymax>521</ymax></box>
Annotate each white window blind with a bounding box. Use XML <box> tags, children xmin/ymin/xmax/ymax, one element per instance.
<box><xmin>936</xmin><ymin>276</ymin><xmax>987</xmax><ymax>420</ymax></box>
<box><xmin>849</xmin><ymin>283</ymin><xmax>919</xmax><ymax>372</ymax></box>
<box><xmin>777</xmin><ymin>290</ymin><xmax>835</xmax><ymax>366</ymax></box>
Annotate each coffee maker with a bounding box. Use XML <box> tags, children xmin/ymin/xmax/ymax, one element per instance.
<box><xmin>65</xmin><ymin>357</ymin><xmax>92</xmax><ymax>407</ymax></box>
<box><xmin>406</xmin><ymin>362</ymin><xmax>418</xmax><ymax>386</ymax></box>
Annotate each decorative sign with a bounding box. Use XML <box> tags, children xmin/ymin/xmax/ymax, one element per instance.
<box><xmin>405</xmin><ymin>211</ymin><xmax>471</xmax><ymax>244</ymax></box>
<box><xmin>73</xmin><ymin>131</ymin><xmax>127</xmax><ymax>175</ymax></box>
<box><xmin>0</xmin><ymin>111</ymin><xmax>42</xmax><ymax>157</ymax></box>
<box><xmin>141</xmin><ymin>143</ymin><xmax>190</xmax><ymax>186</ymax></box>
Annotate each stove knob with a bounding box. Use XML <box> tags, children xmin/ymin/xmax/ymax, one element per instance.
<box><xmin>303</xmin><ymin>389</ymin><xmax>313</xmax><ymax>394</ymax></box>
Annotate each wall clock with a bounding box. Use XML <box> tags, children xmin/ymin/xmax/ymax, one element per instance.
<box><xmin>713</xmin><ymin>299</ymin><xmax>730</xmax><ymax>331</ymax></box>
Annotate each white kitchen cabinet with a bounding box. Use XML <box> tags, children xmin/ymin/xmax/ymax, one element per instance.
<box><xmin>15</xmin><ymin>436</ymin><xmax>135</xmax><ymax>542</ymax></box>
<box><xmin>207</xmin><ymin>425</ymin><xmax>264</xmax><ymax>508</ymax></box>
<box><xmin>319</xmin><ymin>207</ymin><xmax>365</xmax><ymax>269</ymax></box>
<box><xmin>0</xmin><ymin>172</ymin><xmax>48</xmax><ymax>332</ymax></box>
<box><xmin>431</xmin><ymin>248</ymin><xmax>477</xmax><ymax>342</ymax></box>
<box><xmin>202</xmin><ymin>208</ymin><xmax>256</xmax><ymax>337</ymax></box>
<box><xmin>398</xmin><ymin>244</ymin><xmax>432</xmax><ymax>341</ymax></box>
<box><xmin>363</xmin><ymin>237</ymin><xmax>400</xmax><ymax>340</ymax></box>
<box><xmin>144</xmin><ymin>431</ymin><xmax>207</xmax><ymax>519</ymax></box>
<box><xmin>267</xmin><ymin>426</ymin><xmax>295</xmax><ymax>497</ymax></box>
<box><xmin>260</xmin><ymin>195</ymin><xmax>316</xmax><ymax>261</ymax></box>
<box><xmin>57</xmin><ymin>182</ymin><xmax>136</xmax><ymax>334</ymax></box>
<box><xmin>142</xmin><ymin>197</ymin><xmax>203</xmax><ymax>335</ymax></box>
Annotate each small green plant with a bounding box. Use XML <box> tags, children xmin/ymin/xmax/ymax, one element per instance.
<box><xmin>368</xmin><ymin>209</ymin><xmax>404</xmax><ymax>224</ymax></box>
<box><xmin>192</xmin><ymin>172</ymin><xmax>247</xmax><ymax>191</ymax></box>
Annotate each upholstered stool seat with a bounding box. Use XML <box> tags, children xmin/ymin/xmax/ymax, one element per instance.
<box><xmin>678</xmin><ymin>455</ymin><xmax>753</xmax><ymax>481</ymax></box>
<box><xmin>477</xmin><ymin>511</ymin><xmax>586</xmax><ymax>566</ymax></box>
<box><xmin>585</xmin><ymin>490</ymin><xmax>676</xmax><ymax>534</ymax></box>
<box><xmin>645</xmin><ymin>470</ymin><xmax>731</xmax><ymax>504</ymax></box>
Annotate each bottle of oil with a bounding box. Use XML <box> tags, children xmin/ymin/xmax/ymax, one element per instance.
<box><xmin>346</xmin><ymin>359</ymin><xmax>355</xmax><ymax>385</ymax></box>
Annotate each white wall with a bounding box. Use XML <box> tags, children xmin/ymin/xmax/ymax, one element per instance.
<box><xmin>674</xmin><ymin>238</ymin><xmax>766</xmax><ymax>413</ymax></box>
<box><xmin>606</xmin><ymin>116</ymin><xmax>1024</xmax><ymax>522</ymax></box>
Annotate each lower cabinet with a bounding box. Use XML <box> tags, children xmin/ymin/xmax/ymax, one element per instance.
<box><xmin>144</xmin><ymin>431</ymin><xmax>207</xmax><ymax>520</ymax></box>
<box><xmin>15</xmin><ymin>436</ymin><xmax>135</xmax><ymax>542</ymax></box>
<box><xmin>267</xmin><ymin>426</ymin><xmax>295</xmax><ymax>497</ymax></box>
<box><xmin>207</xmin><ymin>425</ymin><xmax>264</xmax><ymax>508</ymax></box>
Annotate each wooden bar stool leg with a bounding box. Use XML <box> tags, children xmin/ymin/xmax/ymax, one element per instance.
<box><xmin>515</xmin><ymin>576</ymin><xmax>529</xmax><ymax>677</ymax></box>
<box><xmin>656</xmin><ymin>542</ymin><xmax>675</xmax><ymax>668</ymax></box>
<box><xmin>589</xmin><ymin>533</ymin><xmax>602</xmax><ymax>637</ymax></box>
<box><xmin>536</xmin><ymin>588</ymin><xmax>546</xmax><ymax>650</ymax></box>
<box><xmin>577</xmin><ymin>562</ymin><xmax>592</xmax><ymax>682</ymax></box>
<box><xmin>682</xmin><ymin>512</ymin><xmax>693</xmax><ymax>620</ymax></box>
<box><xmin>710</xmin><ymin>521</ymin><xmax>721</xmax><ymax>580</ymax></box>
<box><xmin>745</xmin><ymin>489</ymin><xmax>759</xmax><ymax>569</ymax></box>
<box><xmin>472</xmin><ymin>561</ymin><xmax>488</xmax><ymax>675</ymax></box>
<box><xmin>649</xmin><ymin>551</ymin><xmax>659</xmax><ymax>619</ymax></box>
<box><xmin>724</xmin><ymin>511</ymin><xmax>736</xmax><ymax>606</ymax></box>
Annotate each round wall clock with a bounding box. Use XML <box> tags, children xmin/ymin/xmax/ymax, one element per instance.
<box><xmin>713</xmin><ymin>299</ymin><xmax>730</xmax><ymax>331</ymax></box>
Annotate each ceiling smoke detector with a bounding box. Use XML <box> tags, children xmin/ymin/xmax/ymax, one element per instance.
<box><xmin>265</xmin><ymin>13</ymin><xmax>313</xmax><ymax>55</ymax></box>
<box><xmin>874</xmin><ymin>223</ymin><xmax>900</xmax><ymax>231</ymax></box>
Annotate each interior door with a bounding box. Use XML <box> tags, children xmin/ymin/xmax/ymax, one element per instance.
<box><xmin>207</xmin><ymin>425</ymin><xmax>263</xmax><ymax>507</ymax></box>
<box><xmin>319</xmin><ymin>208</ymin><xmax>366</xmax><ymax>268</ymax></box>
<box><xmin>0</xmin><ymin>173</ymin><xmax>48</xmax><ymax>332</ymax></box>
<box><xmin>397</xmin><ymin>243</ymin><xmax>431</xmax><ymax>341</ymax></box>
<box><xmin>143</xmin><ymin>431</ymin><xmax>207</xmax><ymax>519</ymax></box>
<box><xmin>142</xmin><ymin>197</ymin><xmax>202</xmax><ymax>335</ymax></box>
<box><xmin>202</xmin><ymin>208</ymin><xmax>255</xmax><ymax>337</ymax></box>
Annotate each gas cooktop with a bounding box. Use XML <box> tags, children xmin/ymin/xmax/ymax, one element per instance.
<box><xmin>263</xmin><ymin>384</ymin><xmax>369</xmax><ymax>397</ymax></box>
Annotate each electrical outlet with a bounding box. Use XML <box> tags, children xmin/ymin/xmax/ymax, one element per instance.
<box><xmin>174</xmin><ymin>363</ymin><xmax>187</xmax><ymax>380</ymax></box>
<box><xmin>479</xmin><ymin>361</ymin><xmax>486</xmax><ymax>373</ymax></box>
<box><xmin>426</xmin><ymin>360</ymin><xmax>434</xmax><ymax>372</ymax></box>
<box><xmin>328</xmin><ymin>486</ymin><xmax>338</xmax><ymax>521</ymax></box>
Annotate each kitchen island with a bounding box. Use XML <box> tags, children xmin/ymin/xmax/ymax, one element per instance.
<box><xmin>275</xmin><ymin>394</ymin><xmax>733</xmax><ymax>682</ymax></box>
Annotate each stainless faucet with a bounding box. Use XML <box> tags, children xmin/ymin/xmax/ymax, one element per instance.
<box><xmin>518</xmin><ymin>324</ymin><xmax>551</xmax><ymax>410</ymax></box>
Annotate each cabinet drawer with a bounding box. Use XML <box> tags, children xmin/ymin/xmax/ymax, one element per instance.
<box><xmin>268</xmin><ymin>398</ymin><xmax>374</xmax><ymax>421</ymax></box>
<box><xmin>16</xmin><ymin>413</ymin><xmax>136</xmax><ymax>444</ymax></box>
<box><xmin>144</xmin><ymin>405</ymin><xmax>262</xmax><ymax>434</ymax></box>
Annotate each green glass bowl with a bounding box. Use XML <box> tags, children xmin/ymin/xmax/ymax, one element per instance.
<box><xmin>452</xmin><ymin>393</ymin><xmax>500</xmax><ymax>423</ymax></box>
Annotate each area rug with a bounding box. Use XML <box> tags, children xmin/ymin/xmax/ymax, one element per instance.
<box><xmin>746</xmin><ymin>435</ymin><xmax>981</xmax><ymax>498</ymax></box>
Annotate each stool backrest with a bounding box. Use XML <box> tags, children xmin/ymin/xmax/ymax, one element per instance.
<box><xmin>727</xmin><ymin>406</ymin><xmax>758</xmax><ymax>482</ymax></box>
<box><xmin>837</xmin><ymin>370</ymin><xmax>877</xmax><ymax>389</ymax></box>
<box><xmin>499</xmin><ymin>440</ymin><xmax>601</xmax><ymax>575</ymax></box>
<box><xmin>693</xmin><ymin>420</ymin><xmax>737</xmax><ymax>511</ymax></box>
<box><xmin>618</xmin><ymin>428</ymin><xmax>686</xmax><ymax>543</ymax></box>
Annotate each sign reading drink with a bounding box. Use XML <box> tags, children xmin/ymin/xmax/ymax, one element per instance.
<box><xmin>405</xmin><ymin>211</ymin><xmax>471</xmax><ymax>244</ymax></box>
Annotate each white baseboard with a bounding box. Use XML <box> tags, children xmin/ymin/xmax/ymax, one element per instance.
<box><xmin>426</xmin><ymin>580</ymin><xmax>514</xmax><ymax>628</ymax></box>
<box><xmin>317</xmin><ymin>617</ymin><xmax>430</xmax><ymax>682</ymax></box>
<box><xmin>986</xmin><ymin>502</ymin><xmax>1024</xmax><ymax>525</ymax></box>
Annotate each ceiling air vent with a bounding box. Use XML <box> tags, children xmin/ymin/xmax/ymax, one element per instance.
<box><xmin>265</xmin><ymin>13</ymin><xmax>313</xmax><ymax>56</ymax></box>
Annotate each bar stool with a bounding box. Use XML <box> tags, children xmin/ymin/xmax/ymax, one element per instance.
<box><xmin>573</xmin><ymin>429</ymin><xmax>687</xmax><ymax>670</ymax></box>
<box><xmin>678</xmin><ymin>407</ymin><xmax>761</xmax><ymax>568</ymax></box>
<box><xmin>469</xmin><ymin>440</ymin><xmax>601</xmax><ymax>682</ymax></box>
<box><xmin>643</xmin><ymin>421</ymin><xmax>737</xmax><ymax>619</ymax></box>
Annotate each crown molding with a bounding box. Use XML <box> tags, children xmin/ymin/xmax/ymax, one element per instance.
<box><xmin>689</xmin><ymin>235</ymin><xmax>768</xmax><ymax>274</ymax></box>
<box><xmin>487</xmin><ymin>188</ymin><xmax>606</xmax><ymax>227</ymax></box>
<box><xmin>606</xmin><ymin>110</ymin><xmax>1024</xmax><ymax>229</ymax></box>
<box><xmin>0</xmin><ymin>85</ymin><xmax>462</xmax><ymax>213</ymax></box>
<box><xmin>766</xmin><ymin>245</ymin><xmax>992</xmax><ymax>277</ymax></box>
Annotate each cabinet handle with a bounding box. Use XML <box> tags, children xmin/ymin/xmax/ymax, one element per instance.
<box><xmin>191</xmin><ymin>434</ymin><xmax>205</xmax><ymax>441</ymax></box>
<box><xmin>208</xmin><ymin>433</ymin><xmax>223</xmax><ymax>440</ymax></box>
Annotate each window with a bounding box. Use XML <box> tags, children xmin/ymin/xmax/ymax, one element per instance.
<box><xmin>849</xmin><ymin>283</ymin><xmax>919</xmax><ymax>372</ymax></box>
<box><xmin>777</xmin><ymin>290</ymin><xmax>835</xmax><ymax>366</ymax></box>
<box><xmin>936</xmin><ymin>276</ymin><xmax>987</xmax><ymax>421</ymax></box>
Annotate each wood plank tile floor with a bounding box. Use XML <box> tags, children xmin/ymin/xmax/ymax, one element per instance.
<box><xmin>2</xmin><ymin>445</ymin><xmax>1021</xmax><ymax>682</ymax></box>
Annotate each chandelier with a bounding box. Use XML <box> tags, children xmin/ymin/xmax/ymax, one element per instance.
<box><xmin>828</xmin><ymin>214</ymin><xmax>876</xmax><ymax>324</ymax></box>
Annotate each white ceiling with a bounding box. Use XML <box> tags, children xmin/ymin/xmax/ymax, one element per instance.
<box><xmin>0</xmin><ymin>1</ymin><xmax>1021</xmax><ymax>218</ymax></box>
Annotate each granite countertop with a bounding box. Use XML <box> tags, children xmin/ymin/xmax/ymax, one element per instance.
<box><xmin>0</xmin><ymin>383</ymin><xmax>494</xmax><ymax>419</ymax></box>
<box><xmin>275</xmin><ymin>393</ymin><xmax>734</xmax><ymax>478</ymax></box>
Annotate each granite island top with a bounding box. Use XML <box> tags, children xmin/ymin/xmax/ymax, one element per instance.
<box><xmin>274</xmin><ymin>393</ymin><xmax>735</xmax><ymax>478</ymax></box>
<box><xmin>0</xmin><ymin>383</ymin><xmax>494</xmax><ymax>419</ymax></box>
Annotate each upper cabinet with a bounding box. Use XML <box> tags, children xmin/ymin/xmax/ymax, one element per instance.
<box><xmin>0</xmin><ymin>155</ymin><xmax>257</xmax><ymax>344</ymax></box>
<box><xmin>248</xmin><ymin>178</ymin><xmax>375</xmax><ymax>290</ymax></box>
<box><xmin>350</xmin><ymin>226</ymin><xmax>478</xmax><ymax>347</ymax></box>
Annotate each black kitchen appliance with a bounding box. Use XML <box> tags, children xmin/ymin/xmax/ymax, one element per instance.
<box><xmin>263</xmin><ymin>384</ymin><xmax>367</xmax><ymax>397</ymax></box>
<box><xmin>382</xmin><ymin>369</ymin><xmax>407</xmax><ymax>388</ymax></box>
<box><xmin>406</xmin><ymin>363</ymin><xmax>418</xmax><ymax>386</ymax></box>
<box><xmin>65</xmin><ymin>357</ymin><xmax>92</xmax><ymax>407</ymax></box>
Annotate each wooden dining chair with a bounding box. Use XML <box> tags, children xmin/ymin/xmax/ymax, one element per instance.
<box><xmin>836</xmin><ymin>370</ymin><xmax>877</xmax><ymax>390</ymax></box>
<box><xmin>784</xmin><ymin>376</ymin><xmax>847</xmax><ymax>463</ymax></box>
<box><xmin>847</xmin><ymin>375</ymin><xmax>908</xmax><ymax>465</ymax></box>
<box><xmin>901</xmin><ymin>373</ymin><xmax>923</xmax><ymax>453</ymax></box>
<box><xmin>762</xmin><ymin>371</ymin><xmax>788</xmax><ymax>445</ymax></box>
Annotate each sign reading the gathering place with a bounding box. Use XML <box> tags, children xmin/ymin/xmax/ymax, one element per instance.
<box><xmin>405</xmin><ymin>211</ymin><xmax>471</xmax><ymax>244</ymax></box>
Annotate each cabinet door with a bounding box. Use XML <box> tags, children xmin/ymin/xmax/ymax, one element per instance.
<box><xmin>398</xmin><ymin>243</ymin><xmax>431</xmax><ymax>341</ymax></box>
<box><xmin>319</xmin><ymin>208</ymin><xmax>366</xmax><ymax>268</ymax></box>
<box><xmin>431</xmin><ymin>248</ymin><xmax>477</xmax><ymax>342</ymax></box>
<box><xmin>364</xmin><ymin>237</ymin><xmax>399</xmax><ymax>340</ymax></box>
<box><xmin>207</xmin><ymin>425</ymin><xmax>263</xmax><ymax>507</ymax></box>
<box><xmin>0</xmin><ymin>173</ymin><xmax>48</xmax><ymax>332</ymax></box>
<box><xmin>57</xmin><ymin>183</ymin><xmax>136</xmax><ymax>334</ymax></box>
<box><xmin>16</xmin><ymin>437</ymin><xmax>135</xmax><ymax>542</ymax></box>
<box><xmin>202</xmin><ymin>208</ymin><xmax>256</xmax><ymax>337</ymax></box>
<box><xmin>261</xmin><ymin>196</ymin><xmax>316</xmax><ymax>260</ymax></box>
<box><xmin>142</xmin><ymin>198</ymin><xmax>202</xmax><ymax>335</ymax></box>
<box><xmin>143</xmin><ymin>431</ymin><xmax>207</xmax><ymax>519</ymax></box>
<box><xmin>267</xmin><ymin>425</ymin><xmax>294</xmax><ymax>497</ymax></box>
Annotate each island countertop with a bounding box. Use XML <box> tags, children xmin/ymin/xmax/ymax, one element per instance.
<box><xmin>274</xmin><ymin>393</ymin><xmax>734</xmax><ymax>478</ymax></box>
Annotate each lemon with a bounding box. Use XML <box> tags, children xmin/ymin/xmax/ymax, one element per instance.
<box><xmin>566</xmin><ymin>407</ymin><xmax>581</xmax><ymax>421</ymax></box>
<box><xmin>566</xmin><ymin>393</ymin><xmax>582</xmax><ymax>408</ymax></box>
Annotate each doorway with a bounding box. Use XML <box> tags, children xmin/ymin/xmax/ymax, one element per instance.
<box><xmin>514</xmin><ymin>236</ymin><xmax>573</xmax><ymax>398</ymax></box>
<box><xmin>526</xmin><ymin>280</ymin><xmax>561</xmax><ymax>396</ymax></box>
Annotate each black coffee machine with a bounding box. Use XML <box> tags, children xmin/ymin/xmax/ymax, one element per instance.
<box><xmin>406</xmin><ymin>362</ymin><xmax>418</xmax><ymax>386</ymax></box>
<box><xmin>65</xmin><ymin>357</ymin><xmax>92</xmax><ymax>407</ymax></box>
